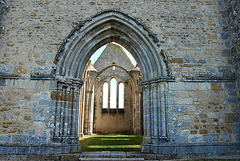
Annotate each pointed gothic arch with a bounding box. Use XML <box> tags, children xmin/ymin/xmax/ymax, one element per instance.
<box><xmin>52</xmin><ymin>10</ymin><xmax>171</xmax><ymax>81</ymax></box>
<box><xmin>51</xmin><ymin>10</ymin><xmax>174</xmax><ymax>153</ymax></box>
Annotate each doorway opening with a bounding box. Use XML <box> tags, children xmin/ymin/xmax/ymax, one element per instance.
<box><xmin>51</xmin><ymin>10</ymin><xmax>171</xmax><ymax>154</ymax></box>
<box><xmin>78</xmin><ymin>42</ymin><xmax>143</xmax><ymax>151</ymax></box>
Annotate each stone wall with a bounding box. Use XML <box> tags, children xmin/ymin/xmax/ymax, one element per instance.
<box><xmin>0</xmin><ymin>0</ymin><xmax>236</xmax><ymax>78</ymax></box>
<box><xmin>94</xmin><ymin>76</ymin><xmax>133</xmax><ymax>134</ymax></box>
<box><xmin>0</xmin><ymin>0</ymin><xmax>239</xmax><ymax>157</ymax></box>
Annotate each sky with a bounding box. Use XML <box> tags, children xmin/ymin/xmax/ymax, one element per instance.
<box><xmin>90</xmin><ymin>42</ymin><xmax>137</xmax><ymax>66</ymax></box>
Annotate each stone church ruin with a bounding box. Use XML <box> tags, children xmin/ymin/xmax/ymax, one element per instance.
<box><xmin>0</xmin><ymin>0</ymin><xmax>239</xmax><ymax>159</ymax></box>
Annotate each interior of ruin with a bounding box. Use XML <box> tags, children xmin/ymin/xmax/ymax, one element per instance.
<box><xmin>79</xmin><ymin>42</ymin><xmax>143</xmax><ymax>137</ymax></box>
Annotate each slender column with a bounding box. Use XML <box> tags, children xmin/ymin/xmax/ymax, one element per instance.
<box><xmin>142</xmin><ymin>81</ymin><xmax>169</xmax><ymax>153</ymax></box>
<box><xmin>52</xmin><ymin>79</ymin><xmax>82</xmax><ymax>144</ymax></box>
<box><xmin>69</xmin><ymin>86</ymin><xmax>75</xmax><ymax>137</ymax></box>
<box><xmin>78</xmin><ymin>83</ymin><xmax>85</xmax><ymax>137</ymax></box>
<box><xmin>157</xmin><ymin>83</ymin><xmax>162</xmax><ymax>137</ymax></box>
<box><xmin>143</xmin><ymin>84</ymin><xmax>151</xmax><ymax>143</ymax></box>
<box><xmin>134</xmin><ymin>90</ymin><xmax>141</xmax><ymax>134</ymax></box>
<box><xmin>151</xmin><ymin>83</ymin><xmax>158</xmax><ymax>144</ymax></box>
<box><xmin>62</xmin><ymin>84</ymin><xmax>68</xmax><ymax>139</ymax></box>
<box><xmin>88</xmin><ymin>86</ymin><xmax>95</xmax><ymax>135</ymax></box>
<box><xmin>71</xmin><ymin>80</ymin><xmax>82</xmax><ymax>143</ymax></box>
<box><xmin>53</xmin><ymin>81</ymin><xmax>63</xmax><ymax>141</ymax></box>
<box><xmin>160</xmin><ymin>83</ymin><xmax>167</xmax><ymax>138</ymax></box>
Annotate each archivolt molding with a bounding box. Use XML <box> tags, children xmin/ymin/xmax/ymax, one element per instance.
<box><xmin>52</xmin><ymin>9</ymin><xmax>173</xmax><ymax>82</ymax></box>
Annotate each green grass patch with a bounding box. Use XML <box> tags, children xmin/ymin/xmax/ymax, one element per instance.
<box><xmin>79</xmin><ymin>134</ymin><xmax>143</xmax><ymax>152</ymax></box>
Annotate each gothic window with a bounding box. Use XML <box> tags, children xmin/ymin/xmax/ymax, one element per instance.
<box><xmin>102</xmin><ymin>82</ymin><xmax>108</xmax><ymax>109</ymax></box>
<box><xmin>118</xmin><ymin>83</ymin><xmax>124</xmax><ymax>109</ymax></box>
<box><xmin>102</xmin><ymin>78</ymin><xmax>125</xmax><ymax>112</ymax></box>
<box><xmin>110</xmin><ymin>78</ymin><xmax>117</xmax><ymax>109</ymax></box>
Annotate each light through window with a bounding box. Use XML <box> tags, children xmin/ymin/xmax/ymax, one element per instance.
<box><xmin>118</xmin><ymin>83</ymin><xmax>124</xmax><ymax>109</ymax></box>
<box><xmin>102</xmin><ymin>82</ymin><xmax>108</xmax><ymax>109</ymax></box>
<box><xmin>110</xmin><ymin>78</ymin><xmax>117</xmax><ymax>109</ymax></box>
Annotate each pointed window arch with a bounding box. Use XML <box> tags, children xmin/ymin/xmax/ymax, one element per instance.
<box><xmin>110</xmin><ymin>78</ymin><xmax>117</xmax><ymax>109</ymax></box>
<box><xmin>102</xmin><ymin>82</ymin><xmax>109</xmax><ymax>109</ymax></box>
<box><xmin>118</xmin><ymin>82</ymin><xmax>124</xmax><ymax>109</ymax></box>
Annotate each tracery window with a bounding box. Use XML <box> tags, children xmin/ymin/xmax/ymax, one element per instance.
<box><xmin>102</xmin><ymin>78</ymin><xmax>125</xmax><ymax>111</ymax></box>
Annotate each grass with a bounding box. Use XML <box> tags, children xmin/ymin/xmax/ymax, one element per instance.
<box><xmin>79</xmin><ymin>134</ymin><xmax>143</xmax><ymax>152</ymax></box>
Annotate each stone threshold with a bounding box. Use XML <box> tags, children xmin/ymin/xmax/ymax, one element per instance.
<box><xmin>1</xmin><ymin>152</ymin><xmax>240</xmax><ymax>161</ymax></box>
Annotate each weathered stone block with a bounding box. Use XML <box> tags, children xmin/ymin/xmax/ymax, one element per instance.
<box><xmin>220</xmin><ymin>135</ymin><xmax>231</xmax><ymax>141</ymax></box>
<box><xmin>187</xmin><ymin>106</ymin><xmax>196</xmax><ymax>112</ymax></box>
<box><xmin>16</xmin><ymin>146</ymin><xmax>30</xmax><ymax>155</ymax></box>
<box><xmin>226</xmin><ymin>113</ymin><xmax>240</xmax><ymax>123</ymax></box>
<box><xmin>173</xmin><ymin>136</ymin><xmax>188</xmax><ymax>143</ymax></box>
<box><xmin>0</xmin><ymin>135</ymin><xmax>12</xmax><ymax>144</ymax></box>
<box><xmin>167</xmin><ymin>98</ymin><xmax>177</xmax><ymax>105</ymax></box>
<box><xmin>220</xmin><ymin>49</ymin><xmax>231</xmax><ymax>57</ymax></box>
<box><xmin>223</xmin><ymin>82</ymin><xmax>236</xmax><ymax>90</ymax></box>
<box><xmin>234</xmin><ymin>122</ymin><xmax>240</xmax><ymax>133</ymax></box>
<box><xmin>206</xmin><ymin>67</ymin><xmax>217</xmax><ymax>73</ymax></box>
<box><xmin>39</xmin><ymin>100</ymin><xmax>55</xmax><ymax>107</ymax></box>
<box><xmin>29</xmin><ymin>146</ymin><xmax>40</xmax><ymax>154</ymax></box>
<box><xmin>0</xmin><ymin>65</ymin><xmax>13</xmax><ymax>74</ymax></box>
<box><xmin>218</xmin><ymin>66</ymin><xmax>232</xmax><ymax>73</ymax></box>
<box><xmin>178</xmin><ymin>98</ymin><xmax>193</xmax><ymax>105</ymax></box>
<box><xmin>184</xmin><ymin>83</ymin><xmax>199</xmax><ymax>90</ymax></box>
<box><xmin>204</xmin><ymin>135</ymin><xmax>218</xmax><ymax>142</ymax></box>
<box><xmin>27</xmin><ymin>101</ymin><xmax>38</xmax><ymax>107</ymax></box>
<box><xmin>1</xmin><ymin>147</ymin><xmax>16</xmax><ymax>154</ymax></box>
<box><xmin>169</xmin><ymin>82</ymin><xmax>185</xmax><ymax>91</ymax></box>
<box><xmin>181</xmin><ymin>130</ymin><xmax>190</xmax><ymax>136</ymax></box>
<box><xmin>170</xmin><ymin>58</ymin><xmax>183</xmax><ymax>63</ymax></box>
<box><xmin>199</xmin><ymin>83</ymin><xmax>211</xmax><ymax>90</ymax></box>
<box><xmin>28</xmin><ymin>136</ymin><xmax>47</xmax><ymax>145</ymax></box>
<box><xmin>33</xmin><ymin>91</ymin><xmax>50</xmax><ymax>99</ymax></box>
<box><xmin>224</xmin><ymin>97</ymin><xmax>238</xmax><ymax>104</ymax></box>
<box><xmin>188</xmin><ymin>134</ymin><xmax>203</xmax><ymax>143</ymax></box>
<box><xmin>24</xmin><ymin>129</ymin><xmax>36</xmax><ymax>135</ymax></box>
<box><xmin>214</xmin><ymin>144</ymin><xmax>230</xmax><ymax>154</ymax></box>
<box><xmin>12</xmin><ymin>135</ymin><xmax>27</xmax><ymax>144</ymax></box>
<box><xmin>177</xmin><ymin>146</ymin><xmax>193</xmax><ymax>155</ymax></box>
<box><xmin>158</xmin><ymin>146</ymin><xmax>176</xmax><ymax>155</ymax></box>
<box><xmin>230</xmin><ymin>143</ymin><xmax>240</xmax><ymax>152</ymax></box>
<box><xmin>32</xmin><ymin>107</ymin><xmax>45</xmax><ymax>121</ymax></box>
<box><xmin>193</xmin><ymin>145</ymin><xmax>214</xmax><ymax>154</ymax></box>
<box><xmin>0</xmin><ymin>78</ymin><xmax>6</xmax><ymax>86</ymax></box>
<box><xmin>179</xmin><ymin>115</ymin><xmax>190</xmax><ymax>121</ymax></box>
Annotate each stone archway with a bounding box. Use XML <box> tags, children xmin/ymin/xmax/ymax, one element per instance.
<box><xmin>51</xmin><ymin>9</ymin><xmax>174</xmax><ymax>153</ymax></box>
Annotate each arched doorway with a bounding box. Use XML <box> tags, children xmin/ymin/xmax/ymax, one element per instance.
<box><xmin>51</xmin><ymin>9</ymin><xmax>173</xmax><ymax>153</ymax></box>
<box><xmin>79</xmin><ymin>42</ymin><xmax>142</xmax><ymax>136</ymax></box>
